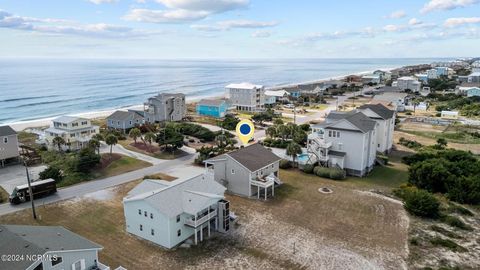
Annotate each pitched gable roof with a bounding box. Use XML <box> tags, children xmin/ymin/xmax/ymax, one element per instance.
<box><xmin>107</xmin><ymin>110</ymin><xmax>144</xmax><ymax>121</ymax></box>
<box><xmin>0</xmin><ymin>125</ymin><xmax>16</xmax><ymax>136</ymax></box>
<box><xmin>206</xmin><ymin>143</ymin><xmax>281</xmax><ymax>172</ymax></box>
<box><xmin>326</xmin><ymin>111</ymin><xmax>377</xmax><ymax>133</ymax></box>
<box><xmin>358</xmin><ymin>103</ymin><xmax>395</xmax><ymax>119</ymax></box>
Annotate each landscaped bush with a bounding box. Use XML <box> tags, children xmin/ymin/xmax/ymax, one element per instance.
<box><xmin>279</xmin><ymin>159</ymin><xmax>292</xmax><ymax>169</ymax></box>
<box><xmin>39</xmin><ymin>166</ymin><xmax>63</xmax><ymax>182</ymax></box>
<box><xmin>303</xmin><ymin>164</ymin><xmax>314</xmax><ymax>174</ymax></box>
<box><xmin>398</xmin><ymin>137</ymin><xmax>423</xmax><ymax>150</ymax></box>
<box><xmin>313</xmin><ymin>166</ymin><xmax>346</xmax><ymax>180</ymax></box>
<box><xmin>403</xmin><ymin>189</ymin><xmax>440</xmax><ymax>218</ymax></box>
<box><xmin>440</xmin><ymin>215</ymin><xmax>473</xmax><ymax>231</ymax></box>
<box><xmin>376</xmin><ymin>154</ymin><xmax>389</xmax><ymax>165</ymax></box>
<box><xmin>262</xmin><ymin>138</ymin><xmax>289</xmax><ymax>149</ymax></box>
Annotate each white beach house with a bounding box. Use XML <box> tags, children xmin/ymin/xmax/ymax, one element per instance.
<box><xmin>123</xmin><ymin>174</ymin><xmax>231</xmax><ymax>249</ymax></box>
<box><xmin>226</xmin><ymin>82</ymin><xmax>265</xmax><ymax>112</ymax></box>
<box><xmin>358</xmin><ymin>104</ymin><xmax>396</xmax><ymax>154</ymax></box>
<box><xmin>44</xmin><ymin>116</ymin><xmax>99</xmax><ymax>151</ymax></box>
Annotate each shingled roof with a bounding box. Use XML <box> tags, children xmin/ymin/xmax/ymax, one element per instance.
<box><xmin>0</xmin><ymin>125</ymin><xmax>16</xmax><ymax>136</ymax></box>
<box><xmin>358</xmin><ymin>103</ymin><xmax>395</xmax><ymax>119</ymax></box>
<box><xmin>206</xmin><ymin>143</ymin><xmax>281</xmax><ymax>172</ymax></box>
<box><xmin>326</xmin><ymin>111</ymin><xmax>377</xmax><ymax>133</ymax></box>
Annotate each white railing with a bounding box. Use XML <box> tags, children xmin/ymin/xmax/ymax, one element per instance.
<box><xmin>185</xmin><ymin>209</ymin><xmax>218</xmax><ymax>227</ymax></box>
<box><xmin>97</xmin><ymin>262</ymin><xmax>110</xmax><ymax>270</ymax></box>
<box><xmin>250</xmin><ymin>179</ymin><xmax>275</xmax><ymax>188</ymax></box>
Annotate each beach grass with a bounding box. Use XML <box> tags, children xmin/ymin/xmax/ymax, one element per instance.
<box><xmin>92</xmin><ymin>154</ymin><xmax>152</xmax><ymax>179</ymax></box>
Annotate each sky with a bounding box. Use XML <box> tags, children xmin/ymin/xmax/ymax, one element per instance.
<box><xmin>0</xmin><ymin>0</ymin><xmax>479</xmax><ymax>59</ymax></box>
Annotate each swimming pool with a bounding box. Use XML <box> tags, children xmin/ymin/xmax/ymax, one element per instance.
<box><xmin>297</xmin><ymin>153</ymin><xmax>310</xmax><ymax>163</ymax></box>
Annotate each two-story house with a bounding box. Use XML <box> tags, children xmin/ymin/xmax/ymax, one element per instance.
<box><xmin>0</xmin><ymin>125</ymin><xmax>19</xmax><ymax>167</ymax></box>
<box><xmin>44</xmin><ymin>116</ymin><xmax>99</xmax><ymax>151</ymax></box>
<box><xmin>226</xmin><ymin>83</ymin><xmax>265</xmax><ymax>112</ymax></box>
<box><xmin>204</xmin><ymin>144</ymin><xmax>282</xmax><ymax>200</ymax></box>
<box><xmin>0</xmin><ymin>224</ymin><xmax>110</xmax><ymax>270</ymax></box>
<box><xmin>144</xmin><ymin>93</ymin><xmax>186</xmax><ymax>122</ymax></box>
<box><xmin>393</xmin><ymin>76</ymin><xmax>421</xmax><ymax>92</ymax></box>
<box><xmin>308</xmin><ymin>111</ymin><xmax>378</xmax><ymax>177</ymax></box>
<box><xmin>123</xmin><ymin>174</ymin><xmax>230</xmax><ymax>249</ymax></box>
<box><xmin>358</xmin><ymin>104</ymin><xmax>395</xmax><ymax>154</ymax></box>
<box><xmin>106</xmin><ymin>110</ymin><xmax>145</xmax><ymax>133</ymax></box>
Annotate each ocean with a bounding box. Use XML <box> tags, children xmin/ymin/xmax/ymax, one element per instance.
<box><xmin>0</xmin><ymin>58</ymin><xmax>450</xmax><ymax>124</ymax></box>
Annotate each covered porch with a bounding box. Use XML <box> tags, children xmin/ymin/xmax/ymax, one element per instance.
<box><xmin>250</xmin><ymin>173</ymin><xmax>277</xmax><ymax>200</ymax></box>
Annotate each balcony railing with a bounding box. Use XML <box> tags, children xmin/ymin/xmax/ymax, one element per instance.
<box><xmin>185</xmin><ymin>209</ymin><xmax>218</xmax><ymax>228</ymax></box>
<box><xmin>250</xmin><ymin>178</ymin><xmax>275</xmax><ymax>188</ymax></box>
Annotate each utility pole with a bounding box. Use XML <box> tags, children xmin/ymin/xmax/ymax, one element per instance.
<box><xmin>24</xmin><ymin>159</ymin><xmax>37</xmax><ymax>220</ymax></box>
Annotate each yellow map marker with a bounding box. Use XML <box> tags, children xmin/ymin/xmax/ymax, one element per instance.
<box><xmin>236</xmin><ymin>119</ymin><xmax>255</xmax><ymax>145</ymax></box>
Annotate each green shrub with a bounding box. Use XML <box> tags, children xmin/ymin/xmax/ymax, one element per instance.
<box><xmin>303</xmin><ymin>164</ymin><xmax>314</xmax><ymax>174</ymax></box>
<box><xmin>376</xmin><ymin>154</ymin><xmax>389</xmax><ymax>165</ymax></box>
<box><xmin>429</xmin><ymin>237</ymin><xmax>467</xmax><ymax>252</ymax></box>
<box><xmin>441</xmin><ymin>215</ymin><xmax>473</xmax><ymax>231</ymax></box>
<box><xmin>430</xmin><ymin>225</ymin><xmax>461</xmax><ymax>239</ymax></box>
<box><xmin>279</xmin><ymin>159</ymin><xmax>292</xmax><ymax>169</ymax></box>
<box><xmin>329</xmin><ymin>168</ymin><xmax>346</xmax><ymax>180</ymax></box>
<box><xmin>313</xmin><ymin>167</ymin><xmax>346</xmax><ymax>180</ymax></box>
<box><xmin>314</xmin><ymin>166</ymin><xmax>330</xmax><ymax>178</ymax></box>
<box><xmin>447</xmin><ymin>203</ymin><xmax>474</xmax><ymax>216</ymax></box>
<box><xmin>404</xmin><ymin>189</ymin><xmax>440</xmax><ymax>218</ymax></box>
<box><xmin>39</xmin><ymin>166</ymin><xmax>63</xmax><ymax>183</ymax></box>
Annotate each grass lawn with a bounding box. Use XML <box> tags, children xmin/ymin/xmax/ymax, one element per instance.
<box><xmin>17</xmin><ymin>131</ymin><xmax>38</xmax><ymax>147</ymax></box>
<box><xmin>397</xmin><ymin>128</ymin><xmax>480</xmax><ymax>144</ymax></box>
<box><xmin>0</xmin><ymin>186</ymin><xmax>9</xmax><ymax>204</ymax></box>
<box><xmin>118</xmin><ymin>139</ymin><xmax>188</xmax><ymax>160</ymax></box>
<box><xmin>92</xmin><ymin>154</ymin><xmax>152</xmax><ymax>179</ymax></box>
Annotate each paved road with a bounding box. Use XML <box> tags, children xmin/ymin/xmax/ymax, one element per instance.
<box><xmin>0</xmin><ymin>152</ymin><xmax>198</xmax><ymax>216</ymax></box>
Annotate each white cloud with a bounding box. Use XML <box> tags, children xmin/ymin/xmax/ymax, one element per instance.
<box><xmin>124</xmin><ymin>8</ymin><xmax>209</xmax><ymax>23</ymax></box>
<box><xmin>385</xmin><ymin>10</ymin><xmax>406</xmax><ymax>19</ymax></box>
<box><xmin>155</xmin><ymin>0</ymin><xmax>249</xmax><ymax>13</ymax></box>
<box><xmin>421</xmin><ymin>0</ymin><xmax>479</xmax><ymax>13</ymax></box>
<box><xmin>383</xmin><ymin>24</ymin><xmax>406</xmax><ymax>32</ymax></box>
<box><xmin>251</xmin><ymin>30</ymin><xmax>271</xmax><ymax>38</ymax></box>
<box><xmin>0</xmin><ymin>9</ymin><xmax>155</xmax><ymax>38</ymax></box>
<box><xmin>444</xmin><ymin>17</ymin><xmax>480</xmax><ymax>27</ymax></box>
<box><xmin>88</xmin><ymin>0</ymin><xmax>118</xmax><ymax>4</ymax></box>
<box><xmin>191</xmin><ymin>19</ymin><xmax>278</xmax><ymax>31</ymax></box>
<box><xmin>409</xmin><ymin>18</ymin><xmax>421</xmax><ymax>25</ymax></box>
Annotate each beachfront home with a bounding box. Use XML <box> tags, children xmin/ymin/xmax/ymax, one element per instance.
<box><xmin>456</xmin><ymin>86</ymin><xmax>480</xmax><ymax>96</ymax></box>
<box><xmin>441</xmin><ymin>111</ymin><xmax>459</xmax><ymax>120</ymax></box>
<box><xmin>106</xmin><ymin>110</ymin><xmax>145</xmax><ymax>133</ymax></box>
<box><xmin>196</xmin><ymin>99</ymin><xmax>229</xmax><ymax>118</ymax></box>
<box><xmin>44</xmin><ymin>116</ymin><xmax>99</xmax><ymax>151</ymax></box>
<box><xmin>226</xmin><ymin>83</ymin><xmax>265</xmax><ymax>112</ymax></box>
<box><xmin>123</xmin><ymin>174</ymin><xmax>230</xmax><ymax>249</ymax></box>
<box><xmin>308</xmin><ymin>111</ymin><xmax>377</xmax><ymax>177</ymax></box>
<box><xmin>372</xmin><ymin>92</ymin><xmax>408</xmax><ymax>112</ymax></box>
<box><xmin>144</xmin><ymin>93</ymin><xmax>186</xmax><ymax>122</ymax></box>
<box><xmin>436</xmin><ymin>67</ymin><xmax>454</xmax><ymax>78</ymax></box>
<box><xmin>0</xmin><ymin>224</ymin><xmax>110</xmax><ymax>270</ymax></box>
<box><xmin>204</xmin><ymin>144</ymin><xmax>282</xmax><ymax>200</ymax></box>
<box><xmin>466</xmin><ymin>87</ymin><xmax>480</xmax><ymax>97</ymax></box>
<box><xmin>468</xmin><ymin>72</ymin><xmax>480</xmax><ymax>83</ymax></box>
<box><xmin>0</xmin><ymin>125</ymin><xmax>19</xmax><ymax>167</ymax></box>
<box><xmin>362</xmin><ymin>75</ymin><xmax>381</xmax><ymax>85</ymax></box>
<box><xmin>373</xmin><ymin>70</ymin><xmax>392</xmax><ymax>82</ymax></box>
<box><xmin>358</xmin><ymin>104</ymin><xmax>395</xmax><ymax>154</ymax></box>
<box><xmin>393</xmin><ymin>76</ymin><xmax>421</xmax><ymax>92</ymax></box>
<box><xmin>264</xmin><ymin>90</ymin><xmax>290</xmax><ymax>104</ymax></box>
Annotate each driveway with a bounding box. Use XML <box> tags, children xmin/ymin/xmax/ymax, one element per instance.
<box><xmin>0</xmin><ymin>164</ymin><xmax>47</xmax><ymax>194</ymax></box>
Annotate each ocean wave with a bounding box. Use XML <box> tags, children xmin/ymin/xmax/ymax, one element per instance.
<box><xmin>0</xmin><ymin>94</ymin><xmax>62</xmax><ymax>103</ymax></box>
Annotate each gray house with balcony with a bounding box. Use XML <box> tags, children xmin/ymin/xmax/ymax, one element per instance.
<box><xmin>144</xmin><ymin>93</ymin><xmax>186</xmax><ymax>122</ymax></box>
<box><xmin>204</xmin><ymin>143</ymin><xmax>282</xmax><ymax>200</ymax></box>
<box><xmin>123</xmin><ymin>173</ymin><xmax>230</xmax><ymax>249</ymax></box>
<box><xmin>106</xmin><ymin>110</ymin><xmax>145</xmax><ymax>133</ymax></box>
<box><xmin>0</xmin><ymin>125</ymin><xmax>20</xmax><ymax>167</ymax></box>
<box><xmin>0</xmin><ymin>224</ymin><xmax>110</xmax><ymax>270</ymax></box>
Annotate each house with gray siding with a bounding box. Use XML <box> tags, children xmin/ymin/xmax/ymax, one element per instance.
<box><xmin>0</xmin><ymin>224</ymin><xmax>111</xmax><ymax>270</ymax></box>
<box><xmin>144</xmin><ymin>93</ymin><xmax>186</xmax><ymax>122</ymax></box>
<box><xmin>123</xmin><ymin>174</ymin><xmax>230</xmax><ymax>249</ymax></box>
<box><xmin>204</xmin><ymin>144</ymin><xmax>282</xmax><ymax>200</ymax></box>
<box><xmin>358</xmin><ymin>104</ymin><xmax>395</xmax><ymax>154</ymax></box>
<box><xmin>0</xmin><ymin>125</ymin><xmax>20</xmax><ymax>167</ymax></box>
<box><xmin>226</xmin><ymin>83</ymin><xmax>265</xmax><ymax>112</ymax></box>
<box><xmin>308</xmin><ymin>111</ymin><xmax>378</xmax><ymax>176</ymax></box>
<box><xmin>106</xmin><ymin>110</ymin><xmax>145</xmax><ymax>133</ymax></box>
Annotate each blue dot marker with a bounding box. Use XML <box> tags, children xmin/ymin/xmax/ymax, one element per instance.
<box><xmin>236</xmin><ymin>119</ymin><xmax>255</xmax><ymax>145</ymax></box>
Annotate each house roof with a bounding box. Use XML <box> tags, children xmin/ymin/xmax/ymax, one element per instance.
<box><xmin>358</xmin><ymin>104</ymin><xmax>395</xmax><ymax>119</ymax></box>
<box><xmin>226</xmin><ymin>82</ymin><xmax>263</xmax><ymax>89</ymax></box>
<box><xmin>264</xmin><ymin>90</ymin><xmax>290</xmax><ymax>97</ymax></box>
<box><xmin>397</xmin><ymin>76</ymin><xmax>418</xmax><ymax>81</ymax></box>
<box><xmin>0</xmin><ymin>225</ymin><xmax>102</xmax><ymax>270</ymax></box>
<box><xmin>326</xmin><ymin>111</ymin><xmax>377</xmax><ymax>133</ymax></box>
<box><xmin>197</xmin><ymin>99</ymin><xmax>226</xmax><ymax>106</ymax></box>
<box><xmin>149</xmin><ymin>93</ymin><xmax>185</xmax><ymax>101</ymax></box>
<box><xmin>0</xmin><ymin>125</ymin><xmax>16</xmax><ymax>136</ymax></box>
<box><xmin>53</xmin><ymin>116</ymin><xmax>85</xmax><ymax>124</ymax></box>
<box><xmin>107</xmin><ymin>110</ymin><xmax>144</xmax><ymax>121</ymax></box>
<box><xmin>124</xmin><ymin>174</ymin><xmax>226</xmax><ymax>217</ymax></box>
<box><xmin>469</xmin><ymin>72</ymin><xmax>480</xmax><ymax>77</ymax></box>
<box><xmin>205</xmin><ymin>143</ymin><xmax>281</xmax><ymax>172</ymax></box>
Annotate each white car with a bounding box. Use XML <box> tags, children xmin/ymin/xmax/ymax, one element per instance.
<box><xmin>283</xmin><ymin>104</ymin><xmax>295</xmax><ymax>109</ymax></box>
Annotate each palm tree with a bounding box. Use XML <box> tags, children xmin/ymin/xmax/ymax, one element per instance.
<box><xmin>266</xmin><ymin>126</ymin><xmax>277</xmax><ymax>138</ymax></box>
<box><xmin>52</xmin><ymin>136</ymin><xmax>65</xmax><ymax>151</ymax></box>
<box><xmin>105</xmin><ymin>134</ymin><xmax>118</xmax><ymax>158</ymax></box>
<box><xmin>89</xmin><ymin>138</ymin><xmax>101</xmax><ymax>155</ymax></box>
<box><xmin>286</xmin><ymin>142</ymin><xmax>302</xmax><ymax>168</ymax></box>
<box><xmin>143</xmin><ymin>132</ymin><xmax>156</xmax><ymax>152</ymax></box>
<box><xmin>92</xmin><ymin>133</ymin><xmax>104</xmax><ymax>142</ymax></box>
<box><xmin>129</xmin><ymin>128</ymin><xmax>142</xmax><ymax>144</ymax></box>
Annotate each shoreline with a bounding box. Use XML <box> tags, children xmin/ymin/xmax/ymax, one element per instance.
<box><xmin>7</xmin><ymin>65</ymin><xmax>405</xmax><ymax>132</ymax></box>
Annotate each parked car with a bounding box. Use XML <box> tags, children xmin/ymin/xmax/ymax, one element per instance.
<box><xmin>283</xmin><ymin>104</ymin><xmax>295</xmax><ymax>109</ymax></box>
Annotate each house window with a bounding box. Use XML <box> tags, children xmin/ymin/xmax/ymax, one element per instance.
<box><xmin>138</xmin><ymin>209</ymin><xmax>141</xmax><ymax>215</ymax></box>
<box><xmin>337</xmin><ymin>131</ymin><xmax>340</xmax><ymax>138</ymax></box>
<box><xmin>150</xmin><ymin>213</ymin><xmax>153</xmax><ymax>219</ymax></box>
<box><xmin>117</xmin><ymin>121</ymin><xmax>120</xmax><ymax>126</ymax></box>
<box><xmin>151</xmin><ymin>229</ymin><xmax>155</xmax><ymax>236</ymax></box>
<box><xmin>129</xmin><ymin>121</ymin><xmax>132</xmax><ymax>125</ymax></box>
<box><xmin>140</xmin><ymin>224</ymin><xmax>143</xmax><ymax>231</ymax></box>
<box><xmin>176</xmin><ymin>215</ymin><xmax>180</xmax><ymax>222</ymax></box>
<box><xmin>3</xmin><ymin>137</ymin><xmax>7</xmax><ymax>143</ymax></box>
<box><xmin>332</xmin><ymin>131</ymin><xmax>336</xmax><ymax>138</ymax></box>
<box><xmin>231</xmin><ymin>169</ymin><xmax>235</xmax><ymax>174</ymax></box>
<box><xmin>378</xmin><ymin>144</ymin><xmax>380</xmax><ymax>148</ymax></box>
<box><xmin>177</xmin><ymin>229</ymin><xmax>181</xmax><ymax>237</ymax></box>
<box><xmin>51</xmin><ymin>256</ymin><xmax>62</xmax><ymax>266</ymax></box>
<box><xmin>144</xmin><ymin>211</ymin><xmax>147</xmax><ymax>217</ymax></box>
<box><xmin>72</xmin><ymin>259</ymin><xmax>85</xmax><ymax>270</ymax></box>
<box><xmin>328</xmin><ymin>130</ymin><xmax>332</xmax><ymax>137</ymax></box>
<box><xmin>82</xmin><ymin>121</ymin><xmax>87</xmax><ymax>125</ymax></box>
